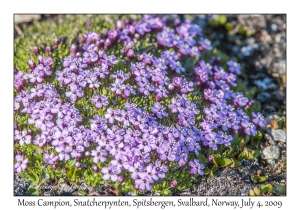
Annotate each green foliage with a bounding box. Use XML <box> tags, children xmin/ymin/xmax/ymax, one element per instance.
<box><xmin>78</xmin><ymin>190</ymin><xmax>87</xmax><ymax>196</ymax></box>
<box><xmin>27</xmin><ymin>188</ymin><xmax>39</xmax><ymax>196</ymax></box>
<box><xmin>251</xmin><ymin>175</ymin><xmax>268</xmax><ymax>183</ymax></box>
<box><xmin>238</xmin><ymin>147</ymin><xmax>261</xmax><ymax>161</ymax></box>
<box><xmin>275</xmin><ymin>184</ymin><xmax>286</xmax><ymax>195</ymax></box>
<box><xmin>212</xmin><ymin>154</ymin><xmax>232</xmax><ymax>167</ymax></box>
<box><xmin>249</xmin><ymin>184</ymin><xmax>274</xmax><ymax>196</ymax></box>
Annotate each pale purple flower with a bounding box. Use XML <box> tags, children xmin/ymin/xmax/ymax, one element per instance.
<box><xmin>66</xmin><ymin>85</ymin><xmax>84</xmax><ymax>102</ymax></box>
<box><xmin>170</xmin><ymin>61</ymin><xmax>185</xmax><ymax>73</ymax></box>
<box><xmin>152</xmin><ymin>102</ymin><xmax>168</xmax><ymax>119</ymax></box>
<box><xmin>101</xmin><ymin>164</ymin><xmax>121</xmax><ymax>182</ymax></box>
<box><xmin>252</xmin><ymin>112</ymin><xmax>267</xmax><ymax>128</ymax></box>
<box><xmin>15</xmin><ymin>130</ymin><xmax>31</xmax><ymax>146</ymax></box>
<box><xmin>91</xmin><ymin>94</ymin><xmax>109</xmax><ymax>108</ymax></box>
<box><xmin>87</xmin><ymin>77</ymin><xmax>100</xmax><ymax>89</ymax></box>
<box><xmin>14</xmin><ymin>153</ymin><xmax>28</xmax><ymax>173</ymax></box>
<box><xmin>43</xmin><ymin>153</ymin><xmax>58</xmax><ymax>165</ymax></box>
<box><xmin>241</xmin><ymin>121</ymin><xmax>257</xmax><ymax>136</ymax></box>
<box><xmin>135</xmin><ymin>173</ymin><xmax>152</xmax><ymax>191</ymax></box>
<box><xmin>110</xmin><ymin>82</ymin><xmax>125</xmax><ymax>95</ymax></box>
<box><xmin>33</xmin><ymin>134</ymin><xmax>47</xmax><ymax>147</ymax></box>
<box><xmin>91</xmin><ymin>146</ymin><xmax>108</xmax><ymax>163</ymax></box>
<box><xmin>129</xmin><ymin>162</ymin><xmax>145</xmax><ymax>180</ymax></box>
<box><xmin>105</xmin><ymin>108</ymin><xmax>119</xmax><ymax>124</ymax></box>
<box><xmin>157</xmin><ymin>144</ymin><xmax>176</xmax><ymax>161</ymax></box>
<box><xmin>189</xmin><ymin>159</ymin><xmax>204</xmax><ymax>175</ymax></box>
<box><xmin>102</xmin><ymin>54</ymin><xmax>118</xmax><ymax>66</ymax></box>
<box><xmin>94</xmin><ymin>66</ymin><xmax>109</xmax><ymax>79</ymax></box>
<box><xmin>227</xmin><ymin>60</ymin><xmax>241</xmax><ymax>75</ymax></box>
<box><xmin>28</xmin><ymin>69</ymin><xmax>44</xmax><ymax>83</ymax></box>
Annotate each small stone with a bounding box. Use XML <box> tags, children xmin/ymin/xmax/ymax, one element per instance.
<box><xmin>264</xmin><ymin>133</ymin><xmax>276</xmax><ymax>145</ymax></box>
<box><xmin>272</xmin><ymin>90</ymin><xmax>285</xmax><ymax>101</ymax></box>
<box><xmin>266</xmin><ymin>159</ymin><xmax>276</xmax><ymax>165</ymax></box>
<box><xmin>15</xmin><ymin>15</ymin><xmax>41</xmax><ymax>24</ymax></box>
<box><xmin>257</xmin><ymin>92</ymin><xmax>271</xmax><ymax>102</ymax></box>
<box><xmin>271</xmin><ymin>23</ymin><xmax>278</xmax><ymax>32</ymax></box>
<box><xmin>262</xmin><ymin>146</ymin><xmax>280</xmax><ymax>160</ymax></box>
<box><xmin>270</xmin><ymin>129</ymin><xmax>286</xmax><ymax>142</ymax></box>
<box><xmin>265</xmin><ymin>114</ymin><xmax>279</xmax><ymax>124</ymax></box>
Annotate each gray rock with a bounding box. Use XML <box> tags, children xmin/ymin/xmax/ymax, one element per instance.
<box><xmin>262</xmin><ymin>146</ymin><xmax>280</xmax><ymax>160</ymax></box>
<box><xmin>264</xmin><ymin>133</ymin><xmax>276</xmax><ymax>145</ymax></box>
<box><xmin>266</xmin><ymin>159</ymin><xmax>276</xmax><ymax>165</ymax></box>
<box><xmin>14</xmin><ymin>15</ymin><xmax>41</xmax><ymax>24</ymax></box>
<box><xmin>257</xmin><ymin>92</ymin><xmax>271</xmax><ymax>102</ymax></box>
<box><xmin>270</xmin><ymin>129</ymin><xmax>286</xmax><ymax>142</ymax></box>
<box><xmin>272</xmin><ymin>90</ymin><xmax>285</xmax><ymax>101</ymax></box>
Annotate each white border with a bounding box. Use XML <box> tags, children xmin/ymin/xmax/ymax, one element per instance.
<box><xmin>1</xmin><ymin>1</ymin><xmax>296</xmax><ymax>209</ymax></box>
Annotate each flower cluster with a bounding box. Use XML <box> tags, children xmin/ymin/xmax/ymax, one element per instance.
<box><xmin>14</xmin><ymin>15</ymin><xmax>267</xmax><ymax>191</ymax></box>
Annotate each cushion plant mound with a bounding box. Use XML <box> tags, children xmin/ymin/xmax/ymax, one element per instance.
<box><xmin>14</xmin><ymin>15</ymin><xmax>266</xmax><ymax>195</ymax></box>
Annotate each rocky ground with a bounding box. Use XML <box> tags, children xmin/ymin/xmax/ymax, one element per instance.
<box><xmin>14</xmin><ymin>14</ymin><xmax>286</xmax><ymax>196</ymax></box>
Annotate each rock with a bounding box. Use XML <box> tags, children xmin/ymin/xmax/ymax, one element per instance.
<box><xmin>257</xmin><ymin>92</ymin><xmax>271</xmax><ymax>102</ymax></box>
<box><xmin>262</xmin><ymin>146</ymin><xmax>280</xmax><ymax>160</ymax></box>
<box><xmin>272</xmin><ymin>90</ymin><xmax>285</xmax><ymax>101</ymax></box>
<box><xmin>266</xmin><ymin>159</ymin><xmax>276</xmax><ymax>165</ymax></box>
<box><xmin>15</xmin><ymin>15</ymin><xmax>41</xmax><ymax>24</ymax></box>
<box><xmin>57</xmin><ymin>183</ymin><xmax>73</xmax><ymax>195</ymax></box>
<box><xmin>264</xmin><ymin>133</ymin><xmax>276</xmax><ymax>145</ymax></box>
<box><xmin>270</xmin><ymin>129</ymin><xmax>286</xmax><ymax>142</ymax></box>
<box><xmin>265</xmin><ymin>114</ymin><xmax>280</xmax><ymax>124</ymax></box>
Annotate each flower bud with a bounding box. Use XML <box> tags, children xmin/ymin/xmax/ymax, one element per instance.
<box><xmin>33</xmin><ymin>46</ymin><xmax>39</xmax><ymax>55</ymax></box>
<box><xmin>126</xmin><ymin>49</ymin><xmax>134</xmax><ymax>61</ymax></box>
<box><xmin>85</xmin><ymin>21</ymin><xmax>91</xmax><ymax>28</ymax></box>
<box><xmin>45</xmin><ymin>46</ymin><xmax>52</xmax><ymax>54</ymax></box>
<box><xmin>40</xmin><ymin>43</ymin><xmax>46</xmax><ymax>49</ymax></box>
<box><xmin>168</xmin><ymin>83</ymin><xmax>174</xmax><ymax>91</ymax></box>
<box><xmin>98</xmin><ymin>49</ymin><xmax>105</xmax><ymax>58</ymax></box>
<box><xmin>104</xmin><ymin>38</ymin><xmax>112</xmax><ymax>49</ymax></box>
<box><xmin>118</xmin><ymin>176</ymin><xmax>124</xmax><ymax>183</ymax></box>
<box><xmin>137</xmin><ymin>54</ymin><xmax>144</xmax><ymax>62</ymax></box>
<box><xmin>207</xmin><ymin>155</ymin><xmax>213</xmax><ymax>163</ymax></box>
<box><xmin>174</xmin><ymin>18</ymin><xmax>181</xmax><ymax>27</ymax></box>
<box><xmin>78</xmin><ymin>38</ymin><xmax>85</xmax><ymax>46</ymax></box>
<box><xmin>76</xmin><ymin>52</ymin><xmax>81</xmax><ymax>58</ymax></box>
<box><xmin>61</xmin><ymin>168</ymin><xmax>66</xmax><ymax>174</ymax></box>
<box><xmin>134</xmin><ymin>33</ymin><xmax>140</xmax><ymax>40</ymax></box>
<box><xmin>95</xmin><ymin>41</ymin><xmax>101</xmax><ymax>48</ymax></box>
<box><xmin>75</xmin><ymin>162</ymin><xmax>81</xmax><ymax>168</ymax></box>
<box><xmin>53</xmin><ymin>38</ymin><xmax>59</xmax><ymax>48</ymax></box>
<box><xmin>246</xmin><ymin>100</ymin><xmax>254</xmax><ymax>109</ymax></box>
<box><xmin>170</xmin><ymin>180</ymin><xmax>177</xmax><ymax>188</ymax></box>
<box><xmin>124</xmin><ymin>40</ymin><xmax>134</xmax><ymax>52</ymax></box>
<box><xmin>124</xmin><ymin>18</ymin><xmax>130</xmax><ymax>24</ymax></box>
<box><xmin>155</xmin><ymin>94</ymin><xmax>161</xmax><ymax>101</ymax></box>
<box><xmin>28</xmin><ymin>59</ymin><xmax>36</xmax><ymax>70</ymax></box>
<box><xmin>116</xmin><ymin>20</ymin><xmax>123</xmax><ymax>30</ymax></box>
<box><xmin>92</xmin><ymin>165</ymin><xmax>99</xmax><ymax>173</ymax></box>
<box><xmin>70</xmin><ymin>44</ymin><xmax>77</xmax><ymax>57</ymax></box>
<box><xmin>38</xmin><ymin>55</ymin><xmax>43</xmax><ymax>64</ymax></box>
<box><xmin>85</xmin><ymin>151</ymin><xmax>90</xmax><ymax>157</ymax></box>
